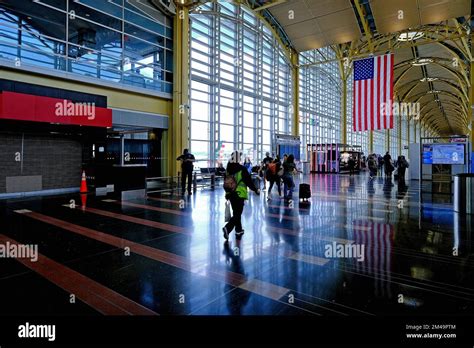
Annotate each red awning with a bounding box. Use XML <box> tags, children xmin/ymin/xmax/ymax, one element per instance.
<box><xmin>0</xmin><ymin>91</ymin><xmax>112</xmax><ymax>128</ymax></box>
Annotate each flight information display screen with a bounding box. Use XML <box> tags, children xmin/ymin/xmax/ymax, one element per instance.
<box><xmin>423</xmin><ymin>143</ymin><xmax>465</xmax><ymax>165</ymax></box>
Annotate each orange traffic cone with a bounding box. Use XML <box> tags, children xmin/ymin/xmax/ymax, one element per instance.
<box><xmin>80</xmin><ymin>170</ymin><xmax>88</xmax><ymax>193</ymax></box>
<box><xmin>80</xmin><ymin>192</ymin><xmax>87</xmax><ymax>211</ymax></box>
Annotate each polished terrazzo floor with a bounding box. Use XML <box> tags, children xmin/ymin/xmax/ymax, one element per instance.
<box><xmin>0</xmin><ymin>173</ymin><xmax>472</xmax><ymax>316</ymax></box>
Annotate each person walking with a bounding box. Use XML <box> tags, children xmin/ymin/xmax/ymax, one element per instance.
<box><xmin>266</xmin><ymin>156</ymin><xmax>282</xmax><ymax>200</ymax></box>
<box><xmin>176</xmin><ymin>149</ymin><xmax>195</xmax><ymax>195</ymax></box>
<box><xmin>243</xmin><ymin>157</ymin><xmax>252</xmax><ymax>174</ymax></box>
<box><xmin>282</xmin><ymin>154</ymin><xmax>297</xmax><ymax>202</ymax></box>
<box><xmin>397</xmin><ymin>155</ymin><xmax>409</xmax><ymax>182</ymax></box>
<box><xmin>223</xmin><ymin>151</ymin><xmax>260</xmax><ymax>241</ymax></box>
<box><xmin>261</xmin><ymin>152</ymin><xmax>273</xmax><ymax>190</ymax></box>
<box><xmin>368</xmin><ymin>154</ymin><xmax>378</xmax><ymax>180</ymax></box>
<box><xmin>348</xmin><ymin>156</ymin><xmax>356</xmax><ymax>176</ymax></box>
<box><xmin>383</xmin><ymin>151</ymin><xmax>393</xmax><ymax>177</ymax></box>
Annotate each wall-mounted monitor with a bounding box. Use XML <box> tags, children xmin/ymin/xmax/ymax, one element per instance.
<box><xmin>423</xmin><ymin>143</ymin><xmax>465</xmax><ymax>165</ymax></box>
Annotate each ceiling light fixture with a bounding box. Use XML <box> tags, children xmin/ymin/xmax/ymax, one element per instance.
<box><xmin>412</xmin><ymin>58</ymin><xmax>433</xmax><ymax>66</ymax></box>
<box><xmin>398</xmin><ymin>31</ymin><xmax>424</xmax><ymax>41</ymax></box>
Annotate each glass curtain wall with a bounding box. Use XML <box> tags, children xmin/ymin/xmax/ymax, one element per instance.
<box><xmin>0</xmin><ymin>0</ymin><xmax>173</xmax><ymax>93</ymax></box>
<box><xmin>299</xmin><ymin>47</ymin><xmax>342</xmax><ymax>161</ymax></box>
<box><xmin>346</xmin><ymin>72</ymin><xmax>369</xmax><ymax>155</ymax></box>
<box><xmin>189</xmin><ymin>2</ymin><xmax>293</xmax><ymax>168</ymax></box>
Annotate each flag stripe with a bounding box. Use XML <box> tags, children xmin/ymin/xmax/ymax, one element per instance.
<box><xmin>376</xmin><ymin>56</ymin><xmax>381</xmax><ymax>130</ymax></box>
<box><xmin>389</xmin><ymin>54</ymin><xmax>394</xmax><ymax>129</ymax></box>
<box><xmin>353</xmin><ymin>77</ymin><xmax>356</xmax><ymax>132</ymax></box>
<box><xmin>358</xmin><ymin>78</ymin><xmax>362</xmax><ymax>132</ymax></box>
<box><xmin>379</xmin><ymin>56</ymin><xmax>384</xmax><ymax>130</ymax></box>
<box><xmin>365</xmin><ymin>79</ymin><xmax>369</xmax><ymax>131</ymax></box>
<box><xmin>370</xmin><ymin>69</ymin><xmax>374</xmax><ymax>131</ymax></box>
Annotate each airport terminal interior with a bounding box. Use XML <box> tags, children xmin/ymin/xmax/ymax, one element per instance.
<box><xmin>0</xmin><ymin>0</ymin><xmax>473</xmax><ymax>317</ymax></box>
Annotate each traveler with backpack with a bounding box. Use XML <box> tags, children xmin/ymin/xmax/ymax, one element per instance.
<box><xmin>266</xmin><ymin>156</ymin><xmax>282</xmax><ymax>200</ymax></box>
<box><xmin>282</xmin><ymin>154</ymin><xmax>297</xmax><ymax>202</ymax></box>
<box><xmin>223</xmin><ymin>151</ymin><xmax>260</xmax><ymax>241</ymax></box>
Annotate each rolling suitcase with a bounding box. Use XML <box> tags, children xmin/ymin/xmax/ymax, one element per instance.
<box><xmin>252</xmin><ymin>175</ymin><xmax>261</xmax><ymax>190</ymax></box>
<box><xmin>299</xmin><ymin>183</ymin><xmax>311</xmax><ymax>201</ymax></box>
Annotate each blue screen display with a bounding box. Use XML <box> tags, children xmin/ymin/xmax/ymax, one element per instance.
<box><xmin>423</xmin><ymin>144</ymin><xmax>465</xmax><ymax>165</ymax></box>
<box><xmin>279</xmin><ymin>145</ymin><xmax>300</xmax><ymax>161</ymax></box>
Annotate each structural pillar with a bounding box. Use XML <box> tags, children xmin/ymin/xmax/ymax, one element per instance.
<box><xmin>291</xmin><ymin>50</ymin><xmax>299</xmax><ymax>137</ymax></box>
<box><xmin>337</xmin><ymin>55</ymin><xmax>348</xmax><ymax>145</ymax></box>
<box><xmin>170</xmin><ymin>5</ymin><xmax>190</xmax><ymax>177</ymax></box>
<box><xmin>471</xmin><ymin>41</ymin><xmax>474</xmax><ymax>171</ymax></box>
<box><xmin>386</xmin><ymin>129</ymin><xmax>390</xmax><ymax>153</ymax></box>
<box><xmin>398</xmin><ymin>112</ymin><xmax>402</xmax><ymax>157</ymax></box>
<box><xmin>413</xmin><ymin>121</ymin><xmax>417</xmax><ymax>143</ymax></box>
<box><xmin>341</xmin><ymin>76</ymin><xmax>347</xmax><ymax>144</ymax></box>
<box><xmin>120</xmin><ymin>134</ymin><xmax>125</xmax><ymax>166</ymax></box>
<box><xmin>369</xmin><ymin>131</ymin><xmax>373</xmax><ymax>154</ymax></box>
<box><xmin>407</xmin><ymin>117</ymin><xmax>411</xmax><ymax>146</ymax></box>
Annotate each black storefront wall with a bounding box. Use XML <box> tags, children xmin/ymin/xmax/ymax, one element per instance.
<box><xmin>89</xmin><ymin>130</ymin><xmax>163</xmax><ymax>190</ymax></box>
<box><xmin>0</xmin><ymin>121</ymin><xmax>107</xmax><ymax>194</ymax></box>
<box><xmin>0</xmin><ymin>128</ymin><xmax>83</xmax><ymax>194</ymax></box>
<box><xmin>0</xmin><ymin>80</ymin><xmax>109</xmax><ymax>195</ymax></box>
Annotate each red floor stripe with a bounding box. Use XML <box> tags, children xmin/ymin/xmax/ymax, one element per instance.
<box><xmin>27</xmin><ymin>212</ymin><xmax>190</xmax><ymax>270</ymax></box>
<box><xmin>147</xmin><ymin>196</ymin><xmax>308</xmax><ymax>216</ymax></box>
<box><xmin>264</xmin><ymin>212</ymin><xmax>300</xmax><ymax>221</ymax></box>
<box><xmin>112</xmin><ymin>200</ymin><xmax>190</xmax><ymax>216</ymax></box>
<box><xmin>78</xmin><ymin>206</ymin><xmax>189</xmax><ymax>235</ymax></box>
<box><xmin>0</xmin><ymin>234</ymin><xmax>157</xmax><ymax>316</ymax></box>
<box><xmin>267</xmin><ymin>203</ymin><xmax>310</xmax><ymax>212</ymax></box>
<box><xmin>20</xmin><ymin>211</ymin><xmax>264</xmax><ymax>291</ymax></box>
<box><xmin>147</xmin><ymin>197</ymin><xmax>181</xmax><ymax>204</ymax></box>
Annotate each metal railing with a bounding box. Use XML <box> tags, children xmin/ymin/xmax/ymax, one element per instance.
<box><xmin>145</xmin><ymin>175</ymin><xmax>181</xmax><ymax>196</ymax></box>
<box><xmin>145</xmin><ymin>172</ymin><xmax>219</xmax><ymax>196</ymax></box>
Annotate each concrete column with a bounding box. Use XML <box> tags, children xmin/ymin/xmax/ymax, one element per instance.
<box><xmin>170</xmin><ymin>5</ymin><xmax>190</xmax><ymax>176</ymax></box>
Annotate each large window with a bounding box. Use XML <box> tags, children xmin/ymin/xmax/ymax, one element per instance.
<box><xmin>299</xmin><ymin>48</ymin><xmax>342</xmax><ymax>161</ymax></box>
<box><xmin>0</xmin><ymin>0</ymin><xmax>172</xmax><ymax>93</ymax></box>
<box><xmin>189</xmin><ymin>2</ymin><xmax>293</xmax><ymax>166</ymax></box>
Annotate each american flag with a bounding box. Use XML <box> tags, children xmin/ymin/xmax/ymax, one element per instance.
<box><xmin>353</xmin><ymin>54</ymin><xmax>394</xmax><ymax>132</ymax></box>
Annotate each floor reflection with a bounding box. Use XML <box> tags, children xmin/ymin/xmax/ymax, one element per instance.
<box><xmin>0</xmin><ymin>172</ymin><xmax>473</xmax><ymax>316</ymax></box>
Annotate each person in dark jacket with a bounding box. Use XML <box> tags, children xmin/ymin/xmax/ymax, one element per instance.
<box><xmin>348</xmin><ymin>156</ymin><xmax>356</xmax><ymax>176</ymax></box>
<box><xmin>223</xmin><ymin>151</ymin><xmax>260</xmax><ymax>241</ymax></box>
<box><xmin>176</xmin><ymin>149</ymin><xmax>195</xmax><ymax>195</ymax></box>
<box><xmin>282</xmin><ymin>154</ymin><xmax>297</xmax><ymax>202</ymax></box>
<box><xmin>368</xmin><ymin>154</ymin><xmax>378</xmax><ymax>179</ymax></box>
<box><xmin>397</xmin><ymin>155</ymin><xmax>409</xmax><ymax>182</ymax></box>
<box><xmin>266</xmin><ymin>156</ymin><xmax>282</xmax><ymax>200</ymax></box>
<box><xmin>261</xmin><ymin>152</ymin><xmax>273</xmax><ymax>190</ymax></box>
<box><xmin>383</xmin><ymin>152</ymin><xmax>393</xmax><ymax>177</ymax></box>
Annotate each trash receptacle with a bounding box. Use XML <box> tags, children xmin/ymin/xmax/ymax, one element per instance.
<box><xmin>454</xmin><ymin>174</ymin><xmax>474</xmax><ymax>214</ymax></box>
